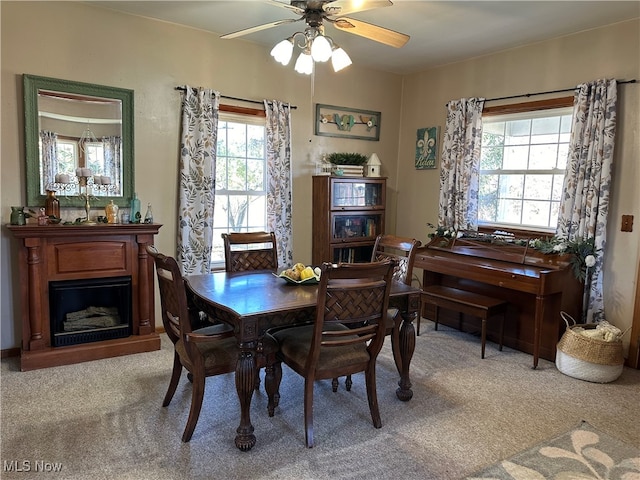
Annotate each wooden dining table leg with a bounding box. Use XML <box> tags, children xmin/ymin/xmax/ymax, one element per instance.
<box><xmin>396</xmin><ymin>307</ymin><xmax>417</xmax><ymax>401</ymax></box>
<box><xmin>234</xmin><ymin>346</ymin><xmax>257</xmax><ymax>451</ymax></box>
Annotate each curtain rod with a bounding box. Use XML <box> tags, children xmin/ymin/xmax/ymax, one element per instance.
<box><xmin>484</xmin><ymin>79</ymin><xmax>636</xmax><ymax>103</ymax></box>
<box><xmin>175</xmin><ymin>86</ymin><xmax>297</xmax><ymax>109</ymax></box>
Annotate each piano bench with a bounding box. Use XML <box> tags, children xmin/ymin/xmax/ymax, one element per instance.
<box><xmin>420</xmin><ymin>285</ymin><xmax>508</xmax><ymax>359</ymax></box>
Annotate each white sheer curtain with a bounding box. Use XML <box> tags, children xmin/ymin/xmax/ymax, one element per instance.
<box><xmin>40</xmin><ymin>130</ymin><xmax>58</xmax><ymax>191</ymax></box>
<box><xmin>557</xmin><ymin>79</ymin><xmax>617</xmax><ymax>322</ymax></box>
<box><xmin>177</xmin><ymin>86</ymin><xmax>219</xmax><ymax>274</ymax></box>
<box><xmin>102</xmin><ymin>136</ymin><xmax>122</xmax><ymax>196</ymax></box>
<box><xmin>438</xmin><ymin>98</ymin><xmax>485</xmax><ymax>232</ymax></box>
<box><xmin>264</xmin><ymin>100</ymin><xmax>293</xmax><ymax>267</ymax></box>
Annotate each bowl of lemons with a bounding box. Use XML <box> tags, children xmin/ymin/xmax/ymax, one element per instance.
<box><xmin>276</xmin><ymin>263</ymin><xmax>321</xmax><ymax>284</ymax></box>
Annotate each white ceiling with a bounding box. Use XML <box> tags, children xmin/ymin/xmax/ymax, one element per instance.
<box><xmin>86</xmin><ymin>1</ymin><xmax>640</xmax><ymax>75</ymax></box>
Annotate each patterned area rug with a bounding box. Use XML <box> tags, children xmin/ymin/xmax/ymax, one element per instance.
<box><xmin>468</xmin><ymin>421</ymin><xmax>640</xmax><ymax>480</ymax></box>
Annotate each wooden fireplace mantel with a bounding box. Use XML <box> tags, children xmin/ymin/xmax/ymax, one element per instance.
<box><xmin>6</xmin><ymin>223</ymin><xmax>162</xmax><ymax>371</ymax></box>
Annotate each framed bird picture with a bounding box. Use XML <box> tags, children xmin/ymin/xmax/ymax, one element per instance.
<box><xmin>315</xmin><ymin>104</ymin><xmax>380</xmax><ymax>141</ymax></box>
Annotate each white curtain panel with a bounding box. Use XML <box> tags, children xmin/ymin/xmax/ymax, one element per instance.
<box><xmin>438</xmin><ymin>98</ymin><xmax>485</xmax><ymax>232</ymax></box>
<box><xmin>557</xmin><ymin>79</ymin><xmax>617</xmax><ymax>322</ymax></box>
<box><xmin>264</xmin><ymin>99</ymin><xmax>294</xmax><ymax>268</ymax></box>
<box><xmin>40</xmin><ymin>130</ymin><xmax>57</xmax><ymax>192</ymax></box>
<box><xmin>177</xmin><ymin>87</ymin><xmax>219</xmax><ymax>274</ymax></box>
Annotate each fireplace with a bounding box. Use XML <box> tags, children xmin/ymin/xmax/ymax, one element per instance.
<box><xmin>49</xmin><ymin>276</ymin><xmax>132</xmax><ymax>347</ymax></box>
<box><xmin>7</xmin><ymin>223</ymin><xmax>162</xmax><ymax>371</ymax></box>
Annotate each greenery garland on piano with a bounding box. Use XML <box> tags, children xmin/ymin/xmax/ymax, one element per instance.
<box><xmin>426</xmin><ymin>224</ymin><xmax>598</xmax><ymax>282</ymax></box>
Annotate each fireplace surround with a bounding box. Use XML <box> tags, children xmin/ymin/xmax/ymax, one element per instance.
<box><xmin>7</xmin><ymin>223</ymin><xmax>162</xmax><ymax>370</ymax></box>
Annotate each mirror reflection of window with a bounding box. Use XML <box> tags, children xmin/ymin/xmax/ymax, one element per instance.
<box><xmin>24</xmin><ymin>75</ymin><xmax>134</xmax><ymax>208</ymax></box>
<box><xmin>37</xmin><ymin>90</ymin><xmax>123</xmax><ymax>196</ymax></box>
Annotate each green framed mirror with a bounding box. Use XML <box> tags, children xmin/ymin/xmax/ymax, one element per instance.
<box><xmin>23</xmin><ymin>74</ymin><xmax>134</xmax><ymax>208</ymax></box>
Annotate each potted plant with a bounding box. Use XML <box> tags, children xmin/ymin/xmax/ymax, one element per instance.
<box><xmin>327</xmin><ymin>152</ymin><xmax>368</xmax><ymax>176</ymax></box>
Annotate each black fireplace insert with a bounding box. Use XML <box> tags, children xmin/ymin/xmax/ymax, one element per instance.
<box><xmin>49</xmin><ymin>276</ymin><xmax>132</xmax><ymax>347</ymax></box>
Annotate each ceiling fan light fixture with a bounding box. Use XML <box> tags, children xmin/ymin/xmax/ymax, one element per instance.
<box><xmin>270</xmin><ymin>38</ymin><xmax>294</xmax><ymax>65</ymax></box>
<box><xmin>294</xmin><ymin>51</ymin><xmax>314</xmax><ymax>75</ymax></box>
<box><xmin>310</xmin><ymin>34</ymin><xmax>332</xmax><ymax>62</ymax></box>
<box><xmin>331</xmin><ymin>46</ymin><xmax>352</xmax><ymax>72</ymax></box>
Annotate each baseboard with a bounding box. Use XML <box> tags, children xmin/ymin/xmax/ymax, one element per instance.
<box><xmin>1</xmin><ymin>327</ymin><xmax>165</xmax><ymax>360</ymax></box>
<box><xmin>1</xmin><ymin>348</ymin><xmax>20</xmax><ymax>359</ymax></box>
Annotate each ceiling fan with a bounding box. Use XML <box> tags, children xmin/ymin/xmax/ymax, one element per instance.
<box><xmin>221</xmin><ymin>1</ymin><xmax>409</xmax><ymax>74</ymax></box>
<box><xmin>221</xmin><ymin>0</ymin><xmax>409</xmax><ymax>49</ymax></box>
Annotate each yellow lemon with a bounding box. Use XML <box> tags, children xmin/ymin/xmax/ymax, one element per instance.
<box><xmin>300</xmin><ymin>266</ymin><xmax>315</xmax><ymax>280</ymax></box>
<box><xmin>294</xmin><ymin>262</ymin><xmax>306</xmax><ymax>272</ymax></box>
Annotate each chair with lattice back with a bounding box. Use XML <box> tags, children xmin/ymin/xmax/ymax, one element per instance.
<box><xmin>265</xmin><ymin>260</ymin><xmax>396</xmax><ymax>447</ymax></box>
<box><xmin>222</xmin><ymin>231</ymin><xmax>279</xmax><ymax>391</ymax></box>
<box><xmin>222</xmin><ymin>231</ymin><xmax>278</xmax><ymax>273</ymax></box>
<box><xmin>334</xmin><ymin>234</ymin><xmax>421</xmax><ymax>392</ymax></box>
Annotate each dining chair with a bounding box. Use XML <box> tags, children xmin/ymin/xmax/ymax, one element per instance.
<box><xmin>222</xmin><ymin>231</ymin><xmax>279</xmax><ymax>392</ymax></box>
<box><xmin>222</xmin><ymin>231</ymin><xmax>278</xmax><ymax>273</ymax></box>
<box><xmin>147</xmin><ymin>246</ymin><xmax>277</xmax><ymax>442</ymax></box>
<box><xmin>334</xmin><ymin>234</ymin><xmax>421</xmax><ymax>392</ymax></box>
<box><xmin>265</xmin><ymin>260</ymin><xmax>396</xmax><ymax>448</ymax></box>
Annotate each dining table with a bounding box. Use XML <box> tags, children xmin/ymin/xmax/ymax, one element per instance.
<box><xmin>185</xmin><ymin>270</ymin><xmax>422</xmax><ymax>451</ymax></box>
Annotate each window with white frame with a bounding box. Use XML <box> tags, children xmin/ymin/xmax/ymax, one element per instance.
<box><xmin>211</xmin><ymin>112</ymin><xmax>267</xmax><ymax>267</ymax></box>
<box><xmin>54</xmin><ymin>138</ymin><xmax>78</xmax><ymax>175</ymax></box>
<box><xmin>479</xmin><ymin>102</ymin><xmax>573</xmax><ymax>232</ymax></box>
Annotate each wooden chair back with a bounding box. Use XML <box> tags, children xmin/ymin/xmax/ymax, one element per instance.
<box><xmin>147</xmin><ymin>245</ymin><xmax>195</xmax><ymax>345</ymax></box>
<box><xmin>266</xmin><ymin>259</ymin><xmax>396</xmax><ymax>447</ymax></box>
<box><xmin>222</xmin><ymin>231</ymin><xmax>278</xmax><ymax>272</ymax></box>
<box><xmin>147</xmin><ymin>245</ymin><xmax>238</xmax><ymax>442</ymax></box>
<box><xmin>310</xmin><ymin>260</ymin><xmax>395</xmax><ymax>379</ymax></box>
<box><xmin>371</xmin><ymin>234</ymin><xmax>421</xmax><ymax>285</ymax></box>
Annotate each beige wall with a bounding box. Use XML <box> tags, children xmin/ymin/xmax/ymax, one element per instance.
<box><xmin>0</xmin><ymin>2</ymin><xmax>403</xmax><ymax>349</ymax></box>
<box><xmin>397</xmin><ymin>19</ymin><xmax>640</xmax><ymax>355</ymax></box>
<box><xmin>1</xmin><ymin>3</ymin><xmax>638</xmax><ymax>356</ymax></box>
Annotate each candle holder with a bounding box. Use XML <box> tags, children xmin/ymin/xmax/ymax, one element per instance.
<box><xmin>78</xmin><ymin>176</ymin><xmax>96</xmax><ymax>224</ymax></box>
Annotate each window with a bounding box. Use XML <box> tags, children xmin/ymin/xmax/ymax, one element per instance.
<box><xmin>54</xmin><ymin>138</ymin><xmax>78</xmax><ymax>175</ymax></box>
<box><xmin>479</xmin><ymin>99</ymin><xmax>573</xmax><ymax>231</ymax></box>
<box><xmin>85</xmin><ymin>141</ymin><xmax>105</xmax><ymax>177</ymax></box>
<box><xmin>211</xmin><ymin>112</ymin><xmax>267</xmax><ymax>267</ymax></box>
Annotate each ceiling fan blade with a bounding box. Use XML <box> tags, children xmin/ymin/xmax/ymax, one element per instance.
<box><xmin>268</xmin><ymin>0</ymin><xmax>306</xmax><ymax>15</ymax></box>
<box><xmin>323</xmin><ymin>0</ymin><xmax>393</xmax><ymax>17</ymax></box>
<box><xmin>334</xmin><ymin>17</ymin><xmax>409</xmax><ymax>48</ymax></box>
<box><xmin>221</xmin><ymin>18</ymin><xmax>301</xmax><ymax>39</ymax></box>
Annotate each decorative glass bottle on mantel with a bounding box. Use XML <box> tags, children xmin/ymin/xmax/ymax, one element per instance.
<box><xmin>130</xmin><ymin>193</ymin><xmax>141</xmax><ymax>224</ymax></box>
<box><xmin>105</xmin><ymin>200</ymin><xmax>119</xmax><ymax>224</ymax></box>
<box><xmin>144</xmin><ymin>203</ymin><xmax>153</xmax><ymax>224</ymax></box>
<box><xmin>44</xmin><ymin>190</ymin><xmax>60</xmax><ymax>219</ymax></box>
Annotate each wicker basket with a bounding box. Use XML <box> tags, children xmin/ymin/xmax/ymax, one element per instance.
<box><xmin>555</xmin><ymin>312</ymin><xmax>624</xmax><ymax>383</ymax></box>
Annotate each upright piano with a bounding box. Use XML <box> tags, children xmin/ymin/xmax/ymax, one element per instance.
<box><xmin>414</xmin><ymin>237</ymin><xmax>583</xmax><ymax>367</ymax></box>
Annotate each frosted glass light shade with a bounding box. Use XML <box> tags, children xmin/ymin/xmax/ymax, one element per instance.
<box><xmin>311</xmin><ymin>35</ymin><xmax>332</xmax><ymax>62</ymax></box>
<box><xmin>331</xmin><ymin>47</ymin><xmax>352</xmax><ymax>72</ymax></box>
<box><xmin>270</xmin><ymin>39</ymin><xmax>294</xmax><ymax>65</ymax></box>
<box><xmin>294</xmin><ymin>52</ymin><xmax>314</xmax><ymax>75</ymax></box>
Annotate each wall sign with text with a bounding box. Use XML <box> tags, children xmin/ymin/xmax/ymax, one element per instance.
<box><xmin>415</xmin><ymin>126</ymin><xmax>439</xmax><ymax>169</ymax></box>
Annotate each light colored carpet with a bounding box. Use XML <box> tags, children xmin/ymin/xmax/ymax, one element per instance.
<box><xmin>1</xmin><ymin>320</ymin><xmax>639</xmax><ymax>480</ymax></box>
<box><xmin>467</xmin><ymin>421</ymin><xmax>640</xmax><ymax>479</ymax></box>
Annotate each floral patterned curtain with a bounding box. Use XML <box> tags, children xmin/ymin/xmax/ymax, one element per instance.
<box><xmin>557</xmin><ymin>79</ymin><xmax>617</xmax><ymax>323</ymax></box>
<box><xmin>40</xmin><ymin>130</ymin><xmax>57</xmax><ymax>191</ymax></box>
<box><xmin>438</xmin><ymin>98</ymin><xmax>485</xmax><ymax>231</ymax></box>
<box><xmin>102</xmin><ymin>136</ymin><xmax>122</xmax><ymax>196</ymax></box>
<box><xmin>177</xmin><ymin>87</ymin><xmax>219</xmax><ymax>274</ymax></box>
<box><xmin>264</xmin><ymin>100</ymin><xmax>293</xmax><ymax>267</ymax></box>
